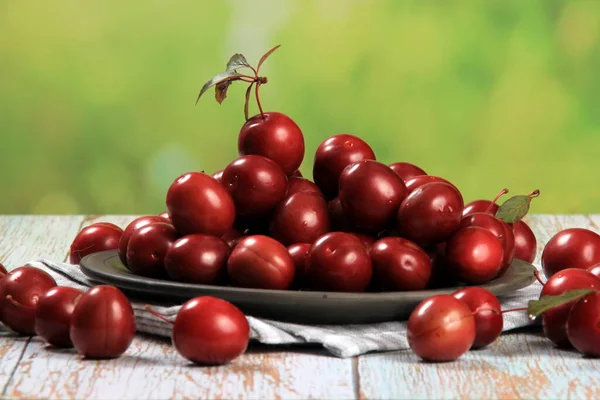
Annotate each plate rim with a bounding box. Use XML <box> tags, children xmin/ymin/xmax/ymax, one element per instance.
<box><xmin>80</xmin><ymin>250</ymin><xmax>537</xmax><ymax>301</ymax></box>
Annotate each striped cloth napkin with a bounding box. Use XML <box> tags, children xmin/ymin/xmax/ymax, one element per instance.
<box><xmin>28</xmin><ymin>258</ymin><xmax>542</xmax><ymax>358</ymax></box>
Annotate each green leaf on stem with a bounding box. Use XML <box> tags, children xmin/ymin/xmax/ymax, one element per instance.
<box><xmin>226</xmin><ymin>53</ymin><xmax>252</xmax><ymax>72</ymax></box>
<box><xmin>527</xmin><ymin>288</ymin><xmax>597</xmax><ymax>319</ymax></box>
<box><xmin>196</xmin><ymin>71</ymin><xmax>243</xmax><ymax>105</ymax></box>
<box><xmin>496</xmin><ymin>189</ymin><xmax>540</xmax><ymax>224</ymax></box>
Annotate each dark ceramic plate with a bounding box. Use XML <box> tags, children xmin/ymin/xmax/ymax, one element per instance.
<box><xmin>80</xmin><ymin>250</ymin><xmax>536</xmax><ymax>324</ymax></box>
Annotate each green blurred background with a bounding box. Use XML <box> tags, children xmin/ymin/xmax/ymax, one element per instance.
<box><xmin>1</xmin><ymin>0</ymin><xmax>599</xmax><ymax>214</ymax></box>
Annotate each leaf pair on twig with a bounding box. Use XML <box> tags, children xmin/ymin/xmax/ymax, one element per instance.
<box><xmin>195</xmin><ymin>45</ymin><xmax>281</xmax><ymax>120</ymax></box>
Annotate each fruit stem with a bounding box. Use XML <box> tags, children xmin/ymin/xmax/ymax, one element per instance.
<box><xmin>231</xmin><ymin>74</ymin><xmax>256</xmax><ymax>82</ymax></box>
<box><xmin>533</xmin><ymin>269</ymin><xmax>545</xmax><ymax>286</ymax></box>
<box><xmin>501</xmin><ymin>307</ymin><xmax>528</xmax><ymax>314</ymax></box>
<box><xmin>5</xmin><ymin>295</ymin><xmax>36</xmax><ymax>311</ymax></box>
<box><xmin>244</xmin><ymin>82</ymin><xmax>255</xmax><ymax>121</ymax></box>
<box><xmin>247</xmin><ymin>65</ymin><xmax>258</xmax><ymax>77</ymax></box>
<box><xmin>528</xmin><ymin>189</ymin><xmax>541</xmax><ymax>199</ymax></box>
<box><xmin>144</xmin><ymin>305</ymin><xmax>174</xmax><ymax>325</ymax></box>
<box><xmin>255</xmin><ymin>81</ymin><xmax>265</xmax><ymax>119</ymax></box>
<box><xmin>486</xmin><ymin>188</ymin><xmax>509</xmax><ymax>214</ymax></box>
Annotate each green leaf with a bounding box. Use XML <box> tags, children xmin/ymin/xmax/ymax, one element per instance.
<box><xmin>195</xmin><ymin>71</ymin><xmax>243</xmax><ymax>105</ymax></box>
<box><xmin>226</xmin><ymin>53</ymin><xmax>251</xmax><ymax>72</ymax></box>
<box><xmin>527</xmin><ymin>288</ymin><xmax>597</xmax><ymax>319</ymax></box>
<box><xmin>496</xmin><ymin>190</ymin><xmax>540</xmax><ymax>224</ymax></box>
<box><xmin>215</xmin><ymin>79</ymin><xmax>233</xmax><ymax>104</ymax></box>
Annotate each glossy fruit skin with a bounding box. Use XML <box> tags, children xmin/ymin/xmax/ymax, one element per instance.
<box><xmin>396</xmin><ymin>182</ymin><xmax>464</xmax><ymax>248</ymax></box>
<box><xmin>541</xmin><ymin>228</ymin><xmax>600</xmax><ymax>279</ymax></box>
<box><xmin>328</xmin><ymin>197</ymin><xmax>351</xmax><ymax>232</ymax></box>
<box><xmin>452</xmin><ymin>287</ymin><xmax>503</xmax><ymax>349</ymax></box>
<box><xmin>407</xmin><ymin>295</ymin><xmax>476</xmax><ymax>362</ymax></box>
<box><xmin>70</xmin><ymin>285</ymin><xmax>136</xmax><ymax>359</ymax></box>
<box><xmin>460</xmin><ymin>213</ymin><xmax>505</xmax><ymax>244</ymax></box>
<box><xmin>313</xmin><ymin>134</ymin><xmax>376</xmax><ymax>199</ymax></box>
<box><xmin>445</xmin><ymin>227</ymin><xmax>504</xmax><ymax>284</ymax></box>
<box><xmin>286</xmin><ymin>177</ymin><xmax>322</xmax><ymax>197</ymax></box>
<box><xmin>540</xmin><ymin>268</ymin><xmax>600</xmax><ymax>347</ymax></box>
<box><xmin>269</xmin><ymin>191</ymin><xmax>330</xmax><ymax>246</ymax></box>
<box><xmin>496</xmin><ymin>221</ymin><xmax>516</xmax><ymax>277</ymax></box>
<box><xmin>404</xmin><ymin>175</ymin><xmax>456</xmax><ymax>194</ymax></box>
<box><xmin>239</xmin><ymin>112</ymin><xmax>305</xmax><ymax>176</ymax></box>
<box><xmin>119</xmin><ymin>216</ymin><xmax>169</xmax><ymax>265</ymax></box>
<box><xmin>166</xmin><ymin>172</ymin><xmax>236</xmax><ymax>237</ymax></box>
<box><xmin>459</xmin><ymin>213</ymin><xmax>514</xmax><ymax>276</ymax></box>
<box><xmin>211</xmin><ymin>170</ymin><xmax>224</xmax><ymax>184</ymax></box>
<box><xmin>222</xmin><ymin>155</ymin><xmax>288</xmax><ymax>216</ymax></box>
<box><xmin>227</xmin><ymin>235</ymin><xmax>295</xmax><ymax>290</ymax></box>
<box><xmin>164</xmin><ymin>235</ymin><xmax>231</xmax><ymax>284</ymax></box>
<box><xmin>587</xmin><ymin>264</ymin><xmax>600</xmax><ymax>280</ymax></box>
<box><xmin>126</xmin><ymin>222</ymin><xmax>178</xmax><ymax>278</ymax></box>
<box><xmin>566</xmin><ymin>292</ymin><xmax>600</xmax><ymax>357</ymax></box>
<box><xmin>388</xmin><ymin>162</ymin><xmax>426</xmax><ymax>183</ymax></box>
<box><xmin>0</xmin><ymin>262</ymin><xmax>6</xmax><ymax>279</ymax></box>
<box><xmin>339</xmin><ymin>160</ymin><xmax>408</xmax><ymax>233</ymax></box>
<box><xmin>172</xmin><ymin>296</ymin><xmax>249</xmax><ymax>365</ymax></box>
<box><xmin>69</xmin><ymin>222</ymin><xmax>123</xmax><ymax>264</ymax></box>
<box><xmin>462</xmin><ymin>200</ymin><xmax>498</xmax><ymax>217</ymax></box>
<box><xmin>370</xmin><ymin>237</ymin><xmax>432</xmax><ymax>291</ymax></box>
<box><xmin>0</xmin><ymin>267</ymin><xmax>57</xmax><ymax>335</ymax></box>
<box><xmin>351</xmin><ymin>233</ymin><xmax>376</xmax><ymax>251</ymax></box>
<box><xmin>291</xmin><ymin>170</ymin><xmax>303</xmax><ymax>178</ymax></box>
<box><xmin>512</xmin><ymin>221</ymin><xmax>537</xmax><ymax>264</ymax></box>
<box><xmin>306</xmin><ymin>232</ymin><xmax>372</xmax><ymax>292</ymax></box>
<box><xmin>35</xmin><ymin>286</ymin><xmax>83</xmax><ymax>348</ymax></box>
<box><xmin>287</xmin><ymin>243</ymin><xmax>311</xmax><ymax>287</ymax></box>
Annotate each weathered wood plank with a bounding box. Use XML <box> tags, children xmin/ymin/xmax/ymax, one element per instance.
<box><xmin>4</xmin><ymin>215</ymin><xmax>356</xmax><ymax>400</ymax></box>
<box><xmin>0</xmin><ymin>216</ymin><xmax>86</xmax><ymax>270</ymax></box>
<box><xmin>553</xmin><ymin>214</ymin><xmax>600</xmax><ymax>234</ymax></box>
<box><xmin>523</xmin><ymin>214</ymin><xmax>560</xmax><ymax>266</ymax></box>
<box><xmin>0</xmin><ymin>216</ymin><xmax>85</xmax><ymax>396</ymax></box>
<box><xmin>357</xmin><ymin>332</ymin><xmax>600</xmax><ymax>400</ymax></box>
<box><xmin>586</xmin><ymin>214</ymin><xmax>600</xmax><ymax>233</ymax></box>
<box><xmin>7</xmin><ymin>336</ymin><xmax>356</xmax><ymax>400</ymax></box>
<box><xmin>357</xmin><ymin>215</ymin><xmax>600</xmax><ymax>399</ymax></box>
<box><xmin>6</xmin><ymin>215</ymin><xmax>600</xmax><ymax>399</ymax></box>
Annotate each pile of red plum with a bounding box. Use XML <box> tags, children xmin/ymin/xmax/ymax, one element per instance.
<box><xmin>1</xmin><ymin>47</ymin><xmax>600</xmax><ymax>365</ymax></box>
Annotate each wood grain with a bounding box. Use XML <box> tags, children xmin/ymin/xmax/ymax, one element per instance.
<box><xmin>357</xmin><ymin>215</ymin><xmax>600</xmax><ymax>399</ymax></box>
<box><xmin>0</xmin><ymin>216</ymin><xmax>85</xmax><ymax>271</ymax></box>
<box><xmin>586</xmin><ymin>214</ymin><xmax>600</xmax><ymax>233</ymax></box>
<box><xmin>3</xmin><ymin>215</ymin><xmax>356</xmax><ymax>400</ymax></box>
<box><xmin>7</xmin><ymin>337</ymin><xmax>356</xmax><ymax>400</ymax></box>
<box><xmin>357</xmin><ymin>332</ymin><xmax>600</xmax><ymax>400</ymax></box>
<box><xmin>0</xmin><ymin>216</ymin><xmax>85</xmax><ymax>396</ymax></box>
<box><xmin>4</xmin><ymin>215</ymin><xmax>600</xmax><ymax>399</ymax></box>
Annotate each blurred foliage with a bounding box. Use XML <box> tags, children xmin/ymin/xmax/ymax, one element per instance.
<box><xmin>1</xmin><ymin>0</ymin><xmax>599</xmax><ymax>214</ymax></box>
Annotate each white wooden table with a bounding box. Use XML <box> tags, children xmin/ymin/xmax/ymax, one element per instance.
<box><xmin>0</xmin><ymin>215</ymin><xmax>599</xmax><ymax>399</ymax></box>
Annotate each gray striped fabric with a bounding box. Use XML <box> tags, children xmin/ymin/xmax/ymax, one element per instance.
<box><xmin>29</xmin><ymin>259</ymin><xmax>542</xmax><ymax>358</ymax></box>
